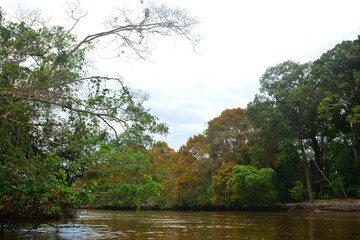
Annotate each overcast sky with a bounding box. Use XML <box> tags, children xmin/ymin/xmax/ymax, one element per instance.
<box><xmin>2</xmin><ymin>0</ymin><xmax>360</xmax><ymax>150</ymax></box>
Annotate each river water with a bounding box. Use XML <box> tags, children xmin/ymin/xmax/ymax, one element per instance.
<box><xmin>2</xmin><ymin>210</ymin><xmax>360</xmax><ymax>239</ymax></box>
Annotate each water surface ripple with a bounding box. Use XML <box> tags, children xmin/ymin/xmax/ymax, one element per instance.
<box><xmin>2</xmin><ymin>210</ymin><xmax>360</xmax><ymax>239</ymax></box>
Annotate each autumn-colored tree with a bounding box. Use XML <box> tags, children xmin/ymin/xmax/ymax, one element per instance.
<box><xmin>171</xmin><ymin>134</ymin><xmax>212</xmax><ymax>207</ymax></box>
<box><xmin>211</xmin><ymin>161</ymin><xmax>235</xmax><ymax>206</ymax></box>
<box><xmin>149</xmin><ymin>141</ymin><xmax>177</xmax><ymax>207</ymax></box>
<box><xmin>205</xmin><ymin>108</ymin><xmax>253</xmax><ymax>166</ymax></box>
<box><xmin>150</xmin><ymin>142</ymin><xmax>176</xmax><ymax>182</ymax></box>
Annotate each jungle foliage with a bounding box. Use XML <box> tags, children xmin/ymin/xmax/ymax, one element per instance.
<box><xmin>1</xmin><ymin>2</ymin><xmax>360</xmax><ymax>231</ymax></box>
<box><xmin>148</xmin><ymin>37</ymin><xmax>360</xmax><ymax>209</ymax></box>
<box><xmin>0</xmin><ymin>2</ymin><xmax>198</xmax><ymax>230</ymax></box>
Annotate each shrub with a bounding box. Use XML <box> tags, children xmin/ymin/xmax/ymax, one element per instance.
<box><xmin>289</xmin><ymin>181</ymin><xmax>307</xmax><ymax>202</ymax></box>
<box><xmin>228</xmin><ymin>165</ymin><xmax>277</xmax><ymax>207</ymax></box>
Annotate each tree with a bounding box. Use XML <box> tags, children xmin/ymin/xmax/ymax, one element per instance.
<box><xmin>313</xmin><ymin>37</ymin><xmax>360</xmax><ymax>174</ymax></box>
<box><xmin>149</xmin><ymin>141</ymin><xmax>177</xmax><ymax>207</ymax></box>
<box><xmin>246</xmin><ymin>95</ymin><xmax>291</xmax><ymax>169</ymax></box>
<box><xmin>255</xmin><ymin>61</ymin><xmax>316</xmax><ymax>201</ymax></box>
<box><xmin>0</xmin><ymin>2</ymin><xmax>198</xmax><ymax>228</ymax></box>
<box><xmin>205</xmin><ymin>108</ymin><xmax>253</xmax><ymax>166</ymax></box>
<box><xmin>83</xmin><ymin>145</ymin><xmax>163</xmax><ymax>211</ymax></box>
<box><xmin>247</xmin><ymin>95</ymin><xmax>301</xmax><ymax>201</ymax></box>
<box><xmin>171</xmin><ymin>134</ymin><xmax>212</xmax><ymax>207</ymax></box>
<box><xmin>211</xmin><ymin>160</ymin><xmax>235</xmax><ymax>206</ymax></box>
<box><xmin>150</xmin><ymin>141</ymin><xmax>177</xmax><ymax>182</ymax></box>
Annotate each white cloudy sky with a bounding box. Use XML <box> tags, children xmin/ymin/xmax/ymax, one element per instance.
<box><xmin>2</xmin><ymin>0</ymin><xmax>360</xmax><ymax>150</ymax></box>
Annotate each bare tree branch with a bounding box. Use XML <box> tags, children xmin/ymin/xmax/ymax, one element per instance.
<box><xmin>65</xmin><ymin>0</ymin><xmax>88</xmax><ymax>36</ymax></box>
<box><xmin>69</xmin><ymin>3</ymin><xmax>199</xmax><ymax>58</ymax></box>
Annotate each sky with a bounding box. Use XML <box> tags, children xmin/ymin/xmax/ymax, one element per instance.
<box><xmin>2</xmin><ymin>0</ymin><xmax>360</xmax><ymax>150</ymax></box>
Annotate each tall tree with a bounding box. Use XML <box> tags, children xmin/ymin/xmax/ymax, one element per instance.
<box><xmin>313</xmin><ymin>37</ymin><xmax>360</xmax><ymax>174</ymax></box>
<box><xmin>256</xmin><ymin>61</ymin><xmax>316</xmax><ymax>201</ymax></box>
<box><xmin>247</xmin><ymin>95</ymin><xmax>301</xmax><ymax>201</ymax></box>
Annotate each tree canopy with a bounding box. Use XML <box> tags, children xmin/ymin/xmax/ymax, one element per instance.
<box><xmin>0</xmin><ymin>3</ymin><xmax>199</xmax><ymax>230</ymax></box>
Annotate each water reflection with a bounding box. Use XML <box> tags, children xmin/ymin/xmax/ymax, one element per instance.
<box><xmin>2</xmin><ymin>210</ymin><xmax>360</xmax><ymax>239</ymax></box>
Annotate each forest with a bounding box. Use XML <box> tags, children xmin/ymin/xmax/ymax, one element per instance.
<box><xmin>1</xmin><ymin>3</ymin><xmax>360</xmax><ymax>230</ymax></box>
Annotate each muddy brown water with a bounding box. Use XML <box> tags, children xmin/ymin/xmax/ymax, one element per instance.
<box><xmin>2</xmin><ymin>210</ymin><xmax>360</xmax><ymax>239</ymax></box>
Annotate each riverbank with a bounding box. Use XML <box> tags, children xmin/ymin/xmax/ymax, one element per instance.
<box><xmin>90</xmin><ymin>204</ymin><xmax>282</xmax><ymax>212</ymax></box>
<box><xmin>283</xmin><ymin>199</ymin><xmax>360</xmax><ymax>212</ymax></box>
<box><xmin>89</xmin><ymin>199</ymin><xmax>360</xmax><ymax>212</ymax></box>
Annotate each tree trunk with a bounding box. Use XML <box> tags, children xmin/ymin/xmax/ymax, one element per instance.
<box><xmin>310</xmin><ymin>129</ymin><xmax>321</xmax><ymax>164</ymax></box>
<box><xmin>297</xmin><ymin>121</ymin><xmax>313</xmax><ymax>202</ymax></box>
<box><xmin>300</xmin><ymin>143</ymin><xmax>313</xmax><ymax>202</ymax></box>
<box><xmin>350</xmin><ymin>122</ymin><xmax>359</xmax><ymax>174</ymax></box>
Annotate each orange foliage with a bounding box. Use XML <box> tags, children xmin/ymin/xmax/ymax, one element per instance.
<box><xmin>211</xmin><ymin>161</ymin><xmax>235</xmax><ymax>205</ymax></box>
<box><xmin>170</xmin><ymin>134</ymin><xmax>211</xmax><ymax>205</ymax></box>
<box><xmin>149</xmin><ymin>141</ymin><xmax>176</xmax><ymax>182</ymax></box>
<box><xmin>206</xmin><ymin>108</ymin><xmax>254</xmax><ymax>165</ymax></box>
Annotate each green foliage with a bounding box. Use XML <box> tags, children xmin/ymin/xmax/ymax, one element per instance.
<box><xmin>314</xmin><ymin>36</ymin><xmax>360</xmax><ymax>173</ymax></box>
<box><xmin>289</xmin><ymin>181</ymin><xmax>307</xmax><ymax>202</ymax></box>
<box><xmin>86</xmin><ymin>145</ymin><xmax>163</xmax><ymax>210</ymax></box>
<box><xmin>0</xmin><ymin>152</ymin><xmax>95</xmax><ymax>224</ymax></box>
<box><xmin>228</xmin><ymin>165</ymin><xmax>277</xmax><ymax>207</ymax></box>
<box><xmin>0</xmin><ymin>7</ymin><xmax>170</xmax><ymax>227</ymax></box>
<box><xmin>108</xmin><ymin>175</ymin><xmax>163</xmax><ymax>211</ymax></box>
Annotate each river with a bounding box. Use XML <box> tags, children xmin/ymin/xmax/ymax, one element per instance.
<box><xmin>2</xmin><ymin>210</ymin><xmax>360</xmax><ymax>239</ymax></box>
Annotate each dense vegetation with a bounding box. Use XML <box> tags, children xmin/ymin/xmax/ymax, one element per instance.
<box><xmin>1</xmin><ymin>2</ymin><xmax>360</xmax><ymax>231</ymax></box>
<box><xmin>147</xmin><ymin>37</ymin><xmax>360</xmax><ymax>209</ymax></box>
<box><xmin>0</xmin><ymin>4</ymin><xmax>198</xmax><ymax>230</ymax></box>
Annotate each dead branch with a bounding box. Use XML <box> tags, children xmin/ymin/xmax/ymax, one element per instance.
<box><xmin>69</xmin><ymin>3</ymin><xmax>199</xmax><ymax>58</ymax></box>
